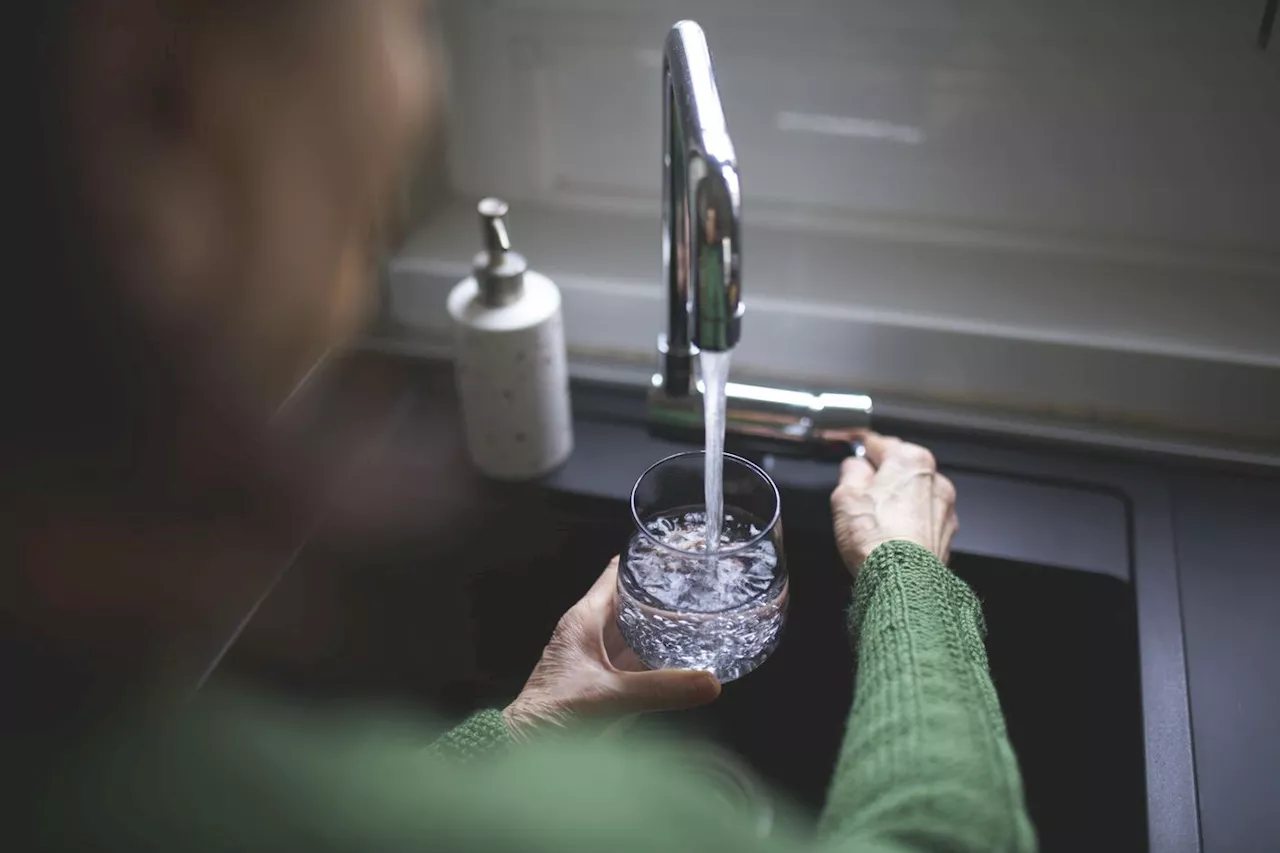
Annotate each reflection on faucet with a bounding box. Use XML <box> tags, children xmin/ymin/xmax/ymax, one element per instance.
<box><xmin>650</xmin><ymin>21</ymin><xmax>872</xmax><ymax>450</ymax></box>
<box><xmin>697</xmin><ymin>206</ymin><xmax>734</xmax><ymax>353</ymax></box>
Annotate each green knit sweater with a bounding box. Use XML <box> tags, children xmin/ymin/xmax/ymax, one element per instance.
<box><xmin>24</xmin><ymin>541</ymin><xmax>1036</xmax><ymax>853</ymax></box>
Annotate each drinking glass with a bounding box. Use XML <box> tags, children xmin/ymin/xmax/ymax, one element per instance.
<box><xmin>616</xmin><ymin>451</ymin><xmax>787</xmax><ymax>682</ymax></box>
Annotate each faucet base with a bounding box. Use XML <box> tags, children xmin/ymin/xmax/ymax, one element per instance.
<box><xmin>648</xmin><ymin>377</ymin><xmax>873</xmax><ymax>452</ymax></box>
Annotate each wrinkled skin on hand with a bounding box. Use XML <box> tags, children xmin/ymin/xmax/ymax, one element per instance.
<box><xmin>504</xmin><ymin>559</ymin><xmax>722</xmax><ymax>736</ymax></box>
<box><xmin>830</xmin><ymin>432</ymin><xmax>959</xmax><ymax>578</ymax></box>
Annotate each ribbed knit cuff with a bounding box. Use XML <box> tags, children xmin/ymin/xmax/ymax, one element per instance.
<box><xmin>849</xmin><ymin>540</ymin><xmax>985</xmax><ymax>651</ymax></box>
<box><xmin>426</xmin><ymin>708</ymin><xmax>513</xmax><ymax>763</ymax></box>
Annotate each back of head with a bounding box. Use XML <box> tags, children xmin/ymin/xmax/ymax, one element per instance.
<box><xmin>7</xmin><ymin>0</ymin><xmax>436</xmax><ymax>709</ymax></box>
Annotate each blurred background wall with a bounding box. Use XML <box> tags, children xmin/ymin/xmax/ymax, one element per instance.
<box><xmin>385</xmin><ymin>0</ymin><xmax>1280</xmax><ymax>452</ymax></box>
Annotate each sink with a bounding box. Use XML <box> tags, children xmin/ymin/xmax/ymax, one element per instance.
<box><xmin>949</xmin><ymin>553</ymin><xmax>1146</xmax><ymax>853</ymax></box>
<box><xmin>221</xmin><ymin>356</ymin><xmax>1162</xmax><ymax>853</ymax></box>
<box><xmin>464</xmin><ymin>489</ymin><xmax>1149</xmax><ymax>853</ymax></box>
<box><xmin>229</xmin><ymin>476</ymin><xmax>1148</xmax><ymax>853</ymax></box>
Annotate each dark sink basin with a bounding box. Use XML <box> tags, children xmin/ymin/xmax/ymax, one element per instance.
<box><xmin>228</xmin><ymin>481</ymin><xmax>1147</xmax><ymax>852</ymax></box>
<box><xmin>462</xmin><ymin>489</ymin><xmax>1148</xmax><ymax>853</ymax></box>
<box><xmin>221</xmin><ymin>357</ymin><xmax>1157</xmax><ymax>853</ymax></box>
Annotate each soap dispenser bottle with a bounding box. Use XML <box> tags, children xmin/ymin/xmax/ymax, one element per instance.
<box><xmin>448</xmin><ymin>198</ymin><xmax>573</xmax><ymax>480</ymax></box>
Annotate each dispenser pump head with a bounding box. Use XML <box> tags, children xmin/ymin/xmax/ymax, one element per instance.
<box><xmin>473</xmin><ymin>197</ymin><xmax>526</xmax><ymax>307</ymax></box>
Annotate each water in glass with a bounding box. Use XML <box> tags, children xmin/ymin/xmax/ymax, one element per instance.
<box><xmin>617</xmin><ymin>506</ymin><xmax>787</xmax><ymax>682</ymax></box>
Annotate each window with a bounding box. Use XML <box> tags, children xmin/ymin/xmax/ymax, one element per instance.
<box><xmin>388</xmin><ymin>0</ymin><xmax>1280</xmax><ymax>448</ymax></box>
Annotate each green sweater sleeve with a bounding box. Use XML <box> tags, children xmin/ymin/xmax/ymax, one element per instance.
<box><xmin>819</xmin><ymin>541</ymin><xmax>1037</xmax><ymax>852</ymax></box>
<box><xmin>426</xmin><ymin>709</ymin><xmax>512</xmax><ymax>762</ymax></box>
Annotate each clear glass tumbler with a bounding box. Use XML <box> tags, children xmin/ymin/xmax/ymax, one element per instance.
<box><xmin>616</xmin><ymin>451</ymin><xmax>787</xmax><ymax>682</ymax></box>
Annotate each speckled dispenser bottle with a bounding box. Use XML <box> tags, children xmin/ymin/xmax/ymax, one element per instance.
<box><xmin>447</xmin><ymin>198</ymin><xmax>573</xmax><ymax>480</ymax></box>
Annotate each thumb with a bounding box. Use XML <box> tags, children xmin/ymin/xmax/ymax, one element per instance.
<box><xmin>610</xmin><ymin>669</ymin><xmax>722</xmax><ymax>714</ymax></box>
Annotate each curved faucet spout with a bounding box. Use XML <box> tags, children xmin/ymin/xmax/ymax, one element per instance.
<box><xmin>661</xmin><ymin>20</ymin><xmax>743</xmax><ymax>397</ymax></box>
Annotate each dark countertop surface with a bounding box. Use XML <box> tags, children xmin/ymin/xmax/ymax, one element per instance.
<box><xmin>218</xmin><ymin>351</ymin><xmax>1280</xmax><ymax>853</ymax></box>
<box><xmin>1171</xmin><ymin>475</ymin><xmax>1280</xmax><ymax>853</ymax></box>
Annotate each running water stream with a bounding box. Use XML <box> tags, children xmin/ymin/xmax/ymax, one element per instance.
<box><xmin>616</xmin><ymin>347</ymin><xmax>789</xmax><ymax>683</ymax></box>
<box><xmin>700</xmin><ymin>350</ymin><xmax>733</xmax><ymax>554</ymax></box>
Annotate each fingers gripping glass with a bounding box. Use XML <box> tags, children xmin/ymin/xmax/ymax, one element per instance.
<box><xmin>616</xmin><ymin>451</ymin><xmax>788</xmax><ymax>683</ymax></box>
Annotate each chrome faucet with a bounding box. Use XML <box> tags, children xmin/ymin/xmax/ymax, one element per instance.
<box><xmin>650</xmin><ymin>21</ymin><xmax>873</xmax><ymax>448</ymax></box>
<box><xmin>659</xmin><ymin>20</ymin><xmax>743</xmax><ymax>396</ymax></box>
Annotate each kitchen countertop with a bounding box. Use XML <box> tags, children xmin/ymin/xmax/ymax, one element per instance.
<box><xmin>218</xmin><ymin>350</ymin><xmax>1280</xmax><ymax>853</ymax></box>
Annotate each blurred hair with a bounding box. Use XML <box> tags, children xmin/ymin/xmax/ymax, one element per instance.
<box><xmin>9</xmin><ymin>0</ymin><xmax>316</xmax><ymax>523</ymax></box>
<box><xmin>13</xmin><ymin>1</ymin><xmax>119</xmax><ymax>498</ymax></box>
<box><xmin>3</xmin><ymin>0</ymin><xmax>325</xmax><ymax>715</ymax></box>
<box><xmin>15</xmin><ymin>1</ymin><xmax>172</xmax><ymax>518</ymax></box>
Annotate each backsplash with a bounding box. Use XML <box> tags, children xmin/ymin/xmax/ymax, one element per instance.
<box><xmin>392</xmin><ymin>1</ymin><xmax>1280</xmax><ymax>447</ymax></box>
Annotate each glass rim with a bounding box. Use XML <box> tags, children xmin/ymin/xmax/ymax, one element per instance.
<box><xmin>629</xmin><ymin>450</ymin><xmax>781</xmax><ymax>558</ymax></box>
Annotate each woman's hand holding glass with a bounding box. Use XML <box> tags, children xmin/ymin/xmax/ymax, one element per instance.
<box><xmin>503</xmin><ymin>559</ymin><xmax>722</xmax><ymax>737</ymax></box>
